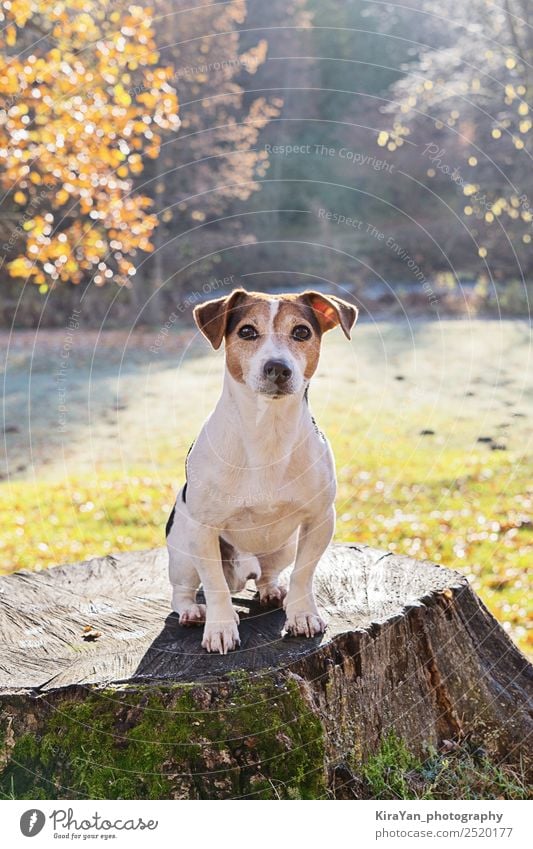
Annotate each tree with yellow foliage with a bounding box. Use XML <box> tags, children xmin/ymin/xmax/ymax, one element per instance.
<box><xmin>382</xmin><ymin>0</ymin><xmax>533</xmax><ymax>278</ymax></box>
<box><xmin>0</xmin><ymin>0</ymin><xmax>180</xmax><ymax>290</ymax></box>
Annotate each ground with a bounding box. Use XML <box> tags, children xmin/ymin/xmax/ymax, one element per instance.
<box><xmin>0</xmin><ymin>318</ymin><xmax>531</xmax><ymax>656</ymax></box>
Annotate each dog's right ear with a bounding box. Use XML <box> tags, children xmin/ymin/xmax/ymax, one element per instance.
<box><xmin>193</xmin><ymin>288</ymin><xmax>247</xmax><ymax>350</ymax></box>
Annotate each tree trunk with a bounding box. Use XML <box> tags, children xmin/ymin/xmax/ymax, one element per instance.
<box><xmin>0</xmin><ymin>544</ymin><xmax>531</xmax><ymax>799</ymax></box>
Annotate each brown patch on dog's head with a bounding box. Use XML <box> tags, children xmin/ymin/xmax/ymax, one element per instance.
<box><xmin>224</xmin><ymin>294</ymin><xmax>272</xmax><ymax>384</ymax></box>
<box><xmin>193</xmin><ymin>289</ymin><xmax>249</xmax><ymax>350</ymax></box>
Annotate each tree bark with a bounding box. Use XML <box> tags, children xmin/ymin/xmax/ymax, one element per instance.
<box><xmin>0</xmin><ymin>544</ymin><xmax>531</xmax><ymax>799</ymax></box>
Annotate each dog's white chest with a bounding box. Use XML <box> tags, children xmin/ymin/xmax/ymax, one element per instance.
<box><xmin>220</xmin><ymin>500</ymin><xmax>304</xmax><ymax>555</ymax></box>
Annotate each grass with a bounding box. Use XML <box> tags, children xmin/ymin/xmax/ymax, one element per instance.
<box><xmin>357</xmin><ymin>733</ymin><xmax>529</xmax><ymax>800</ymax></box>
<box><xmin>0</xmin><ymin>319</ymin><xmax>531</xmax><ymax>657</ymax></box>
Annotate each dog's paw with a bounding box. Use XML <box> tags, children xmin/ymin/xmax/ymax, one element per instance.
<box><xmin>201</xmin><ymin>616</ymin><xmax>240</xmax><ymax>654</ymax></box>
<box><xmin>284</xmin><ymin>608</ymin><xmax>326</xmax><ymax>638</ymax></box>
<box><xmin>178</xmin><ymin>603</ymin><xmax>206</xmax><ymax>626</ymax></box>
<box><xmin>258</xmin><ymin>583</ymin><xmax>287</xmax><ymax>608</ymax></box>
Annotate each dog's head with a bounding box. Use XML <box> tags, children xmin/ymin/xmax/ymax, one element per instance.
<box><xmin>193</xmin><ymin>289</ymin><xmax>357</xmax><ymax>398</ymax></box>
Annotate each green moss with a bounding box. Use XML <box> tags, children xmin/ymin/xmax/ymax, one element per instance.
<box><xmin>0</xmin><ymin>675</ymin><xmax>325</xmax><ymax>800</ymax></box>
<box><xmin>3</xmin><ymin>688</ymin><xmax>528</xmax><ymax>800</ymax></box>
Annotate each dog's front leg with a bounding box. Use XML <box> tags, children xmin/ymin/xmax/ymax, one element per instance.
<box><xmin>284</xmin><ymin>507</ymin><xmax>334</xmax><ymax>637</ymax></box>
<box><xmin>190</xmin><ymin>533</ymin><xmax>240</xmax><ymax>654</ymax></box>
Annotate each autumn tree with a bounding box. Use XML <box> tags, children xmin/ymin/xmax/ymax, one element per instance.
<box><xmin>134</xmin><ymin>0</ymin><xmax>280</xmax><ymax>316</ymax></box>
<box><xmin>382</xmin><ymin>0</ymin><xmax>533</xmax><ymax>279</ymax></box>
<box><xmin>0</xmin><ymin>0</ymin><xmax>179</xmax><ymax>292</ymax></box>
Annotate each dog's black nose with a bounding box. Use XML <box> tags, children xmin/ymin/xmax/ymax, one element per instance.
<box><xmin>263</xmin><ymin>359</ymin><xmax>292</xmax><ymax>385</ymax></box>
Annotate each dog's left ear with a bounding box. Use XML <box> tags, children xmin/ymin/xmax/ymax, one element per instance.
<box><xmin>302</xmin><ymin>291</ymin><xmax>358</xmax><ymax>339</ymax></box>
<box><xmin>193</xmin><ymin>288</ymin><xmax>247</xmax><ymax>350</ymax></box>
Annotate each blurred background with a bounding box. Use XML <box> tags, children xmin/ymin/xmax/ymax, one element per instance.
<box><xmin>0</xmin><ymin>0</ymin><xmax>531</xmax><ymax>656</ymax></box>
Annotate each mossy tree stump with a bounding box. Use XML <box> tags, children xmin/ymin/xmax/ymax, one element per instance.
<box><xmin>0</xmin><ymin>544</ymin><xmax>531</xmax><ymax>799</ymax></box>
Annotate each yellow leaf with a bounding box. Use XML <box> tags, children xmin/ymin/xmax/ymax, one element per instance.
<box><xmin>13</xmin><ymin>190</ymin><xmax>27</xmax><ymax>204</ymax></box>
<box><xmin>114</xmin><ymin>83</ymin><xmax>131</xmax><ymax>106</ymax></box>
<box><xmin>6</xmin><ymin>25</ymin><xmax>17</xmax><ymax>47</ymax></box>
<box><xmin>8</xmin><ymin>257</ymin><xmax>32</xmax><ymax>277</ymax></box>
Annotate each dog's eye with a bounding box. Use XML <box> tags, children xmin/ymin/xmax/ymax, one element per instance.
<box><xmin>292</xmin><ymin>325</ymin><xmax>312</xmax><ymax>341</ymax></box>
<box><xmin>238</xmin><ymin>324</ymin><xmax>258</xmax><ymax>340</ymax></box>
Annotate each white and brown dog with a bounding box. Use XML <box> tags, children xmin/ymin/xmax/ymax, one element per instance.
<box><xmin>166</xmin><ymin>289</ymin><xmax>357</xmax><ymax>654</ymax></box>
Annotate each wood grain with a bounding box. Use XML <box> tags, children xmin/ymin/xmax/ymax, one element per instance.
<box><xmin>0</xmin><ymin>544</ymin><xmax>463</xmax><ymax>692</ymax></box>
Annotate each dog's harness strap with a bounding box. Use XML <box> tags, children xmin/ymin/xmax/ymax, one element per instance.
<box><xmin>165</xmin><ymin>504</ymin><xmax>176</xmax><ymax>538</ymax></box>
<box><xmin>181</xmin><ymin>440</ymin><xmax>195</xmax><ymax>506</ymax></box>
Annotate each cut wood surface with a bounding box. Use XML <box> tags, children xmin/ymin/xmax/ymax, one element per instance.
<box><xmin>0</xmin><ymin>544</ymin><xmax>531</xmax><ymax>798</ymax></box>
<box><xmin>0</xmin><ymin>544</ymin><xmax>478</xmax><ymax>691</ymax></box>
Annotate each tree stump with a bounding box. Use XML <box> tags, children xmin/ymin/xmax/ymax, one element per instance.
<box><xmin>0</xmin><ymin>544</ymin><xmax>531</xmax><ymax>799</ymax></box>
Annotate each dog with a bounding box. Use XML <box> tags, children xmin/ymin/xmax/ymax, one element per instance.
<box><xmin>166</xmin><ymin>288</ymin><xmax>357</xmax><ymax>654</ymax></box>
